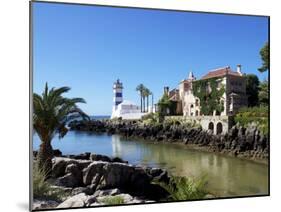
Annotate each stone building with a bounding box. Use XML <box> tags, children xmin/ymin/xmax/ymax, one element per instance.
<box><xmin>166</xmin><ymin>65</ymin><xmax>248</xmax><ymax>134</ymax></box>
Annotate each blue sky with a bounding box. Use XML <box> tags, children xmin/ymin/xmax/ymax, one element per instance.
<box><xmin>33</xmin><ymin>2</ymin><xmax>269</xmax><ymax>116</ymax></box>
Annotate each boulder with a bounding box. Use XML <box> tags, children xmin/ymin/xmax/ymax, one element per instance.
<box><xmin>56</xmin><ymin>193</ymin><xmax>88</xmax><ymax>209</ymax></box>
<box><xmin>55</xmin><ymin>173</ymin><xmax>80</xmax><ymax>188</ymax></box>
<box><xmin>100</xmin><ymin>162</ymin><xmax>135</xmax><ymax>189</ymax></box>
<box><xmin>33</xmin><ymin>199</ymin><xmax>59</xmax><ymax>210</ymax></box>
<box><xmin>65</xmin><ymin>164</ymin><xmax>82</xmax><ymax>184</ymax></box>
<box><xmin>90</xmin><ymin>153</ymin><xmax>112</xmax><ymax>162</ymax></box>
<box><xmin>112</xmin><ymin>157</ymin><xmax>128</xmax><ymax>163</ymax></box>
<box><xmin>52</xmin><ymin>157</ymin><xmax>91</xmax><ymax>178</ymax></box>
<box><xmin>66</xmin><ymin>152</ymin><xmax>91</xmax><ymax>160</ymax></box>
<box><xmin>71</xmin><ymin>187</ymin><xmax>93</xmax><ymax>196</ymax></box>
<box><xmin>53</xmin><ymin>149</ymin><xmax>62</xmax><ymax>157</ymax></box>
<box><xmin>83</xmin><ymin>161</ymin><xmax>107</xmax><ymax>185</ymax></box>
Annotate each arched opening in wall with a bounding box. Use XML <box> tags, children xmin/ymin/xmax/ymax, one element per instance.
<box><xmin>195</xmin><ymin>99</ymin><xmax>199</xmax><ymax>106</ymax></box>
<box><xmin>195</xmin><ymin>110</ymin><xmax>199</xmax><ymax>116</ymax></box>
<box><xmin>208</xmin><ymin>122</ymin><xmax>214</xmax><ymax>132</ymax></box>
<box><xmin>190</xmin><ymin>104</ymin><xmax>194</xmax><ymax>108</ymax></box>
<box><xmin>217</xmin><ymin>122</ymin><xmax>223</xmax><ymax>134</ymax></box>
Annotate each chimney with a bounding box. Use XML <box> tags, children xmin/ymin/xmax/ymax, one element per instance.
<box><xmin>164</xmin><ymin>86</ymin><xmax>169</xmax><ymax>95</ymax></box>
<box><xmin>237</xmin><ymin>64</ymin><xmax>242</xmax><ymax>75</ymax></box>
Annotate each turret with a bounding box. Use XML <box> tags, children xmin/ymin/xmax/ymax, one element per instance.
<box><xmin>188</xmin><ymin>71</ymin><xmax>195</xmax><ymax>81</ymax></box>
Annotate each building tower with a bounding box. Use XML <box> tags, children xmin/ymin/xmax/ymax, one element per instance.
<box><xmin>112</xmin><ymin>79</ymin><xmax>123</xmax><ymax>113</ymax></box>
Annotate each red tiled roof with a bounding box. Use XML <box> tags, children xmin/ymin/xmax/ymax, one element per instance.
<box><xmin>201</xmin><ymin>66</ymin><xmax>242</xmax><ymax>80</ymax></box>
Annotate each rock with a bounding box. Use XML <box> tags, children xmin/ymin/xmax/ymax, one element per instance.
<box><xmin>67</xmin><ymin>152</ymin><xmax>91</xmax><ymax>160</ymax></box>
<box><xmin>83</xmin><ymin>161</ymin><xmax>107</xmax><ymax>185</ymax></box>
<box><xmin>204</xmin><ymin>194</ymin><xmax>215</xmax><ymax>199</ymax></box>
<box><xmin>65</xmin><ymin>164</ymin><xmax>82</xmax><ymax>184</ymax></box>
<box><xmin>100</xmin><ymin>162</ymin><xmax>137</xmax><ymax>190</ymax></box>
<box><xmin>52</xmin><ymin>157</ymin><xmax>91</xmax><ymax>178</ymax></box>
<box><xmin>55</xmin><ymin>173</ymin><xmax>80</xmax><ymax>188</ymax></box>
<box><xmin>90</xmin><ymin>153</ymin><xmax>112</xmax><ymax>162</ymax></box>
<box><xmin>53</xmin><ymin>149</ymin><xmax>62</xmax><ymax>157</ymax></box>
<box><xmin>149</xmin><ymin>167</ymin><xmax>163</xmax><ymax>177</ymax></box>
<box><xmin>112</xmin><ymin>157</ymin><xmax>128</xmax><ymax>163</ymax></box>
<box><xmin>152</xmin><ymin>170</ymin><xmax>169</xmax><ymax>184</ymax></box>
<box><xmin>86</xmin><ymin>188</ymin><xmax>121</xmax><ymax>205</ymax></box>
<box><xmin>115</xmin><ymin>193</ymin><xmax>133</xmax><ymax>203</ymax></box>
<box><xmin>52</xmin><ymin>158</ymin><xmax>68</xmax><ymax>178</ymax></box>
<box><xmin>96</xmin><ymin>193</ymin><xmax>133</xmax><ymax>204</ymax></box>
<box><xmin>71</xmin><ymin>187</ymin><xmax>93</xmax><ymax>196</ymax></box>
<box><xmin>33</xmin><ymin>199</ymin><xmax>59</xmax><ymax>210</ymax></box>
<box><xmin>98</xmin><ymin>188</ymin><xmax>121</xmax><ymax>196</ymax></box>
<box><xmin>56</xmin><ymin>193</ymin><xmax>88</xmax><ymax>208</ymax></box>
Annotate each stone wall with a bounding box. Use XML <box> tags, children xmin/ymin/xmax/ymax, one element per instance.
<box><xmin>165</xmin><ymin>115</ymin><xmax>234</xmax><ymax>134</ymax></box>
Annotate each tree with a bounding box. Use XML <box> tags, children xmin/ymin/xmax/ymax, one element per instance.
<box><xmin>258</xmin><ymin>42</ymin><xmax>269</xmax><ymax>72</ymax></box>
<box><xmin>136</xmin><ymin>84</ymin><xmax>145</xmax><ymax>112</ymax></box>
<box><xmin>246</xmin><ymin>74</ymin><xmax>260</xmax><ymax>107</ymax></box>
<box><xmin>33</xmin><ymin>83</ymin><xmax>88</xmax><ymax>174</ymax></box>
<box><xmin>259</xmin><ymin>80</ymin><xmax>269</xmax><ymax>106</ymax></box>
<box><xmin>143</xmin><ymin>88</ymin><xmax>151</xmax><ymax>112</ymax></box>
<box><xmin>158</xmin><ymin>93</ymin><xmax>172</xmax><ymax>119</ymax></box>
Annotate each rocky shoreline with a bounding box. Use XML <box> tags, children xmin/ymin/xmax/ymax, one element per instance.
<box><xmin>33</xmin><ymin>152</ymin><xmax>170</xmax><ymax>210</ymax></box>
<box><xmin>69</xmin><ymin>120</ymin><xmax>269</xmax><ymax>163</ymax></box>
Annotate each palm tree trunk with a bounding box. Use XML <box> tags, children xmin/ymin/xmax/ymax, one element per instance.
<box><xmin>152</xmin><ymin>94</ymin><xmax>154</xmax><ymax>112</ymax></box>
<box><xmin>147</xmin><ymin>96</ymin><xmax>149</xmax><ymax>112</ymax></box>
<box><xmin>38</xmin><ymin>138</ymin><xmax>53</xmax><ymax>177</ymax></box>
<box><xmin>143</xmin><ymin>96</ymin><xmax>145</xmax><ymax>113</ymax></box>
<box><xmin>140</xmin><ymin>94</ymin><xmax>142</xmax><ymax>112</ymax></box>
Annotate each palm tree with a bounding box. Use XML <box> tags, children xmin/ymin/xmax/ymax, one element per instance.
<box><xmin>143</xmin><ymin>88</ymin><xmax>151</xmax><ymax>113</ymax></box>
<box><xmin>136</xmin><ymin>84</ymin><xmax>145</xmax><ymax>112</ymax></box>
<box><xmin>33</xmin><ymin>83</ymin><xmax>89</xmax><ymax>174</ymax></box>
<box><xmin>151</xmin><ymin>92</ymin><xmax>154</xmax><ymax>112</ymax></box>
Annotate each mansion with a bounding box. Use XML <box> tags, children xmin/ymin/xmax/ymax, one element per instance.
<box><xmin>166</xmin><ymin>65</ymin><xmax>248</xmax><ymax>117</ymax></box>
<box><xmin>163</xmin><ymin>65</ymin><xmax>248</xmax><ymax>134</ymax></box>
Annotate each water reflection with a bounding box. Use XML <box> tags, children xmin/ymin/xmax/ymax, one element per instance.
<box><xmin>33</xmin><ymin>131</ymin><xmax>268</xmax><ymax>197</ymax></box>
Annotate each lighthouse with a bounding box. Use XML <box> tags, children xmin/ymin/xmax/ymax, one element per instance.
<box><xmin>112</xmin><ymin>79</ymin><xmax>123</xmax><ymax>115</ymax></box>
<box><xmin>111</xmin><ymin>79</ymin><xmax>145</xmax><ymax>119</ymax></box>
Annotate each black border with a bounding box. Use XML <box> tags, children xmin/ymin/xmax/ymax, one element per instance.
<box><xmin>29</xmin><ymin>1</ymin><xmax>270</xmax><ymax>211</ymax></box>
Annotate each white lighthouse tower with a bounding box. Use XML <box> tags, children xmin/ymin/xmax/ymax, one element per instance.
<box><xmin>111</xmin><ymin>79</ymin><xmax>123</xmax><ymax>117</ymax></box>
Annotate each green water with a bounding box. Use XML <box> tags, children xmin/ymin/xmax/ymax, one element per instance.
<box><xmin>34</xmin><ymin>131</ymin><xmax>268</xmax><ymax>197</ymax></box>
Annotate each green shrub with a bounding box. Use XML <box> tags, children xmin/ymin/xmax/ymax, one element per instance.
<box><xmin>33</xmin><ymin>163</ymin><xmax>68</xmax><ymax>201</ymax></box>
<box><xmin>100</xmin><ymin>196</ymin><xmax>125</xmax><ymax>205</ymax></box>
<box><xmin>158</xmin><ymin>175</ymin><xmax>208</xmax><ymax>201</ymax></box>
<box><xmin>234</xmin><ymin>106</ymin><xmax>268</xmax><ymax>134</ymax></box>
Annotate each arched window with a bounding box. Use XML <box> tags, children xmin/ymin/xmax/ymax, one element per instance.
<box><xmin>195</xmin><ymin>110</ymin><xmax>199</xmax><ymax>116</ymax></box>
<box><xmin>217</xmin><ymin>122</ymin><xmax>223</xmax><ymax>134</ymax></box>
<box><xmin>190</xmin><ymin>104</ymin><xmax>194</xmax><ymax>108</ymax></box>
<box><xmin>208</xmin><ymin>122</ymin><xmax>214</xmax><ymax>132</ymax></box>
<box><xmin>195</xmin><ymin>99</ymin><xmax>199</xmax><ymax>106</ymax></box>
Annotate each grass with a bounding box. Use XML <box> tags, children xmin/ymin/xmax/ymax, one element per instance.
<box><xmin>33</xmin><ymin>162</ymin><xmax>68</xmax><ymax>201</ymax></box>
<box><xmin>157</xmin><ymin>175</ymin><xmax>208</xmax><ymax>201</ymax></box>
<box><xmin>234</xmin><ymin>106</ymin><xmax>268</xmax><ymax>134</ymax></box>
<box><xmin>100</xmin><ymin>196</ymin><xmax>125</xmax><ymax>205</ymax></box>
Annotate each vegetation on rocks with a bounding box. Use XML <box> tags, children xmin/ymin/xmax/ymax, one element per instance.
<box><xmin>100</xmin><ymin>196</ymin><xmax>125</xmax><ymax>205</ymax></box>
<box><xmin>33</xmin><ymin>162</ymin><xmax>68</xmax><ymax>201</ymax></box>
<box><xmin>234</xmin><ymin>106</ymin><xmax>268</xmax><ymax>134</ymax></box>
<box><xmin>158</xmin><ymin>175</ymin><xmax>208</xmax><ymax>201</ymax></box>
